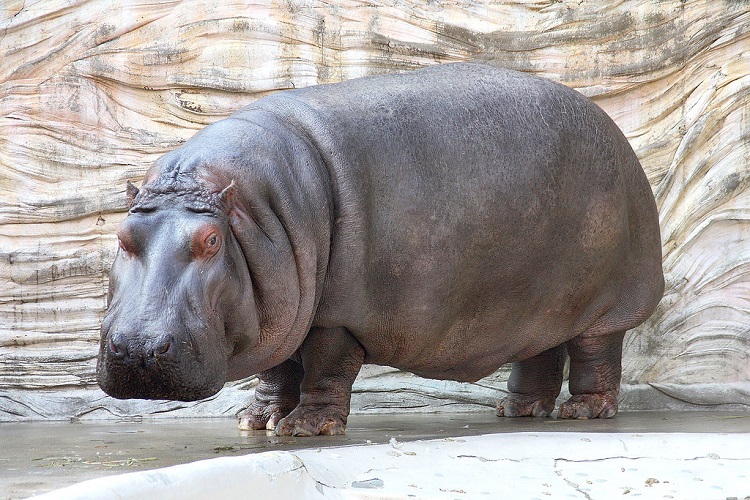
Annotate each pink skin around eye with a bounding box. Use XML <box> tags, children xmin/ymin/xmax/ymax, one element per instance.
<box><xmin>191</xmin><ymin>224</ymin><xmax>222</xmax><ymax>260</ymax></box>
<box><xmin>116</xmin><ymin>228</ymin><xmax>137</xmax><ymax>256</ymax></box>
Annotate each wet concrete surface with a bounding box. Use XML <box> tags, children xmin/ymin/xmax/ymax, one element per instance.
<box><xmin>2</xmin><ymin>411</ymin><xmax>749</xmax><ymax>499</ymax></box>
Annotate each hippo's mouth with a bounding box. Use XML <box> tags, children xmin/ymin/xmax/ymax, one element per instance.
<box><xmin>97</xmin><ymin>368</ymin><xmax>224</xmax><ymax>402</ymax></box>
<box><xmin>97</xmin><ymin>364</ymin><xmax>225</xmax><ymax>402</ymax></box>
<box><xmin>96</xmin><ymin>340</ymin><xmax>227</xmax><ymax>402</ymax></box>
<box><xmin>97</xmin><ymin>361</ymin><xmax>226</xmax><ymax>401</ymax></box>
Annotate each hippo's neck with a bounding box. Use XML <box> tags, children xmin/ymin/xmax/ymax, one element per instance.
<box><xmin>209</xmin><ymin>110</ymin><xmax>335</xmax><ymax>378</ymax></box>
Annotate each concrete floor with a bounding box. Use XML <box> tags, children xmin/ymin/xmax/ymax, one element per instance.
<box><xmin>2</xmin><ymin>411</ymin><xmax>749</xmax><ymax>499</ymax></box>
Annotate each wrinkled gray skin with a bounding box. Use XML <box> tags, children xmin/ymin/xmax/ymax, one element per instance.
<box><xmin>97</xmin><ymin>63</ymin><xmax>664</xmax><ymax>436</ymax></box>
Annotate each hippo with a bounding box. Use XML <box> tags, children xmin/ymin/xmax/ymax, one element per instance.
<box><xmin>97</xmin><ymin>62</ymin><xmax>664</xmax><ymax>436</ymax></box>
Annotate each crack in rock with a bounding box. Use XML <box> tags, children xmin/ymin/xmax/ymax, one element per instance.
<box><xmin>455</xmin><ymin>454</ymin><xmax>522</xmax><ymax>463</ymax></box>
<box><xmin>556</xmin><ymin>469</ymin><xmax>594</xmax><ymax>500</ymax></box>
<box><xmin>289</xmin><ymin>455</ymin><xmax>337</xmax><ymax>492</ymax></box>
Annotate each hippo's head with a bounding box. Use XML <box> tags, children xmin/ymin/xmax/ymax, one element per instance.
<box><xmin>97</xmin><ymin>173</ymin><xmax>258</xmax><ymax>402</ymax></box>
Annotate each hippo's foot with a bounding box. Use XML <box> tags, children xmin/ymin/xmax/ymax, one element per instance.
<box><xmin>496</xmin><ymin>393</ymin><xmax>556</xmax><ymax>417</ymax></box>
<box><xmin>498</xmin><ymin>345</ymin><xmax>565</xmax><ymax>418</ymax></box>
<box><xmin>237</xmin><ymin>402</ymin><xmax>294</xmax><ymax>431</ymax></box>
<box><xmin>558</xmin><ymin>391</ymin><xmax>618</xmax><ymax>419</ymax></box>
<box><xmin>237</xmin><ymin>360</ymin><xmax>304</xmax><ymax>431</ymax></box>
<box><xmin>275</xmin><ymin>405</ymin><xmax>347</xmax><ymax>436</ymax></box>
<box><xmin>561</xmin><ymin>330</ymin><xmax>624</xmax><ymax>419</ymax></box>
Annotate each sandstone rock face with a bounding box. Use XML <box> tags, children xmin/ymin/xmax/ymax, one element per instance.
<box><xmin>1</xmin><ymin>1</ymin><xmax>749</xmax><ymax>419</ymax></box>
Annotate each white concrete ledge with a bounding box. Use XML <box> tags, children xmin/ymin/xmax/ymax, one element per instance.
<box><xmin>29</xmin><ymin>451</ymin><xmax>327</xmax><ymax>500</ymax></box>
<box><xmin>32</xmin><ymin>432</ymin><xmax>750</xmax><ymax>499</ymax></box>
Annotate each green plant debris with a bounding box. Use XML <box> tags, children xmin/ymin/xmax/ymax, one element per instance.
<box><xmin>87</xmin><ymin>458</ymin><xmax>158</xmax><ymax>468</ymax></box>
<box><xmin>32</xmin><ymin>456</ymin><xmax>83</xmax><ymax>467</ymax></box>
<box><xmin>213</xmin><ymin>444</ymin><xmax>256</xmax><ymax>453</ymax></box>
<box><xmin>33</xmin><ymin>456</ymin><xmax>158</xmax><ymax>468</ymax></box>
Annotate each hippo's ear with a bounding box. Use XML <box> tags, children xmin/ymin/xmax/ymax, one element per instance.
<box><xmin>126</xmin><ymin>181</ymin><xmax>139</xmax><ymax>209</ymax></box>
<box><xmin>218</xmin><ymin>180</ymin><xmax>236</xmax><ymax>212</ymax></box>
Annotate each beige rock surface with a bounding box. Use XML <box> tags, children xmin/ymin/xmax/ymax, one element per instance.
<box><xmin>1</xmin><ymin>0</ymin><xmax>749</xmax><ymax>418</ymax></box>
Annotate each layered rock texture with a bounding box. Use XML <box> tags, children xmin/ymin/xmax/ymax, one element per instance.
<box><xmin>1</xmin><ymin>0</ymin><xmax>749</xmax><ymax>419</ymax></box>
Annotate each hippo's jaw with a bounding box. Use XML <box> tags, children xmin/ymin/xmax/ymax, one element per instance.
<box><xmin>96</xmin><ymin>357</ymin><xmax>225</xmax><ymax>402</ymax></box>
<box><xmin>96</xmin><ymin>316</ymin><xmax>230</xmax><ymax>402</ymax></box>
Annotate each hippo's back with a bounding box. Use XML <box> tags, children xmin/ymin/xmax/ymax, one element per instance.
<box><xmin>242</xmin><ymin>63</ymin><xmax>664</xmax><ymax>380</ymax></box>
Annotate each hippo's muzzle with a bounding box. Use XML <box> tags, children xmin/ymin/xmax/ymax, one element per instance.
<box><xmin>97</xmin><ymin>324</ymin><xmax>227</xmax><ymax>402</ymax></box>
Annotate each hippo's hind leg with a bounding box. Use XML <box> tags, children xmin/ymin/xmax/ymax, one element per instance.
<box><xmin>237</xmin><ymin>359</ymin><xmax>304</xmax><ymax>431</ymax></box>
<box><xmin>558</xmin><ymin>331</ymin><xmax>625</xmax><ymax>419</ymax></box>
<box><xmin>497</xmin><ymin>344</ymin><xmax>566</xmax><ymax>417</ymax></box>
<box><xmin>275</xmin><ymin>326</ymin><xmax>365</xmax><ymax>437</ymax></box>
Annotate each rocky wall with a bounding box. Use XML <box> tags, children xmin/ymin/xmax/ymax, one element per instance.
<box><xmin>1</xmin><ymin>0</ymin><xmax>749</xmax><ymax>419</ymax></box>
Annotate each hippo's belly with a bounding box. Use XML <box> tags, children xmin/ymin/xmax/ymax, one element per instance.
<box><xmin>348</xmin><ymin>257</ymin><xmax>613</xmax><ymax>382</ymax></box>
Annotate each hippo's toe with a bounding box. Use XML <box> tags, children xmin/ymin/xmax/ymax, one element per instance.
<box><xmin>275</xmin><ymin>405</ymin><xmax>347</xmax><ymax>436</ymax></box>
<box><xmin>558</xmin><ymin>391</ymin><xmax>618</xmax><ymax>419</ymax></box>
<box><xmin>238</xmin><ymin>402</ymin><xmax>294</xmax><ymax>431</ymax></box>
<box><xmin>496</xmin><ymin>393</ymin><xmax>556</xmax><ymax>418</ymax></box>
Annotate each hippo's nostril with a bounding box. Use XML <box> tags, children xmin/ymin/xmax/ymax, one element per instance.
<box><xmin>154</xmin><ymin>336</ymin><xmax>174</xmax><ymax>356</ymax></box>
<box><xmin>109</xmin><ymin>336</ymin><xmax>127</xmax><ymax>358</ymax></box>
<box><xmin>159</xmin><ymin>341</ymin><xmax>172</xmax><ymax>355</ymax></box>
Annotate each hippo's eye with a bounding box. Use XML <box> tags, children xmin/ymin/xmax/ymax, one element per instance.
<box><xmin>191</xmin><ymin>225</ymin><xmax>222</xmax><ymax>260</ymax></box>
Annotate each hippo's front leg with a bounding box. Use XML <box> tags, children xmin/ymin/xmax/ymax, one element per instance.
<box><xmin>238</xmin><ymin>359</ymin><xmax>304</xmax><ymax>431</ymax></box>
<box><xmin>275</xmin><ymin>327</ymin><xmax>365</xmax><ymax>437</ymax></box>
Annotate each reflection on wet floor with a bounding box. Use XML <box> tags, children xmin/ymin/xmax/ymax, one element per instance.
<box><xmin>1</xmin><ymin>411</ymin><xmax>748</xmax><ymax>499</ymax></box>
